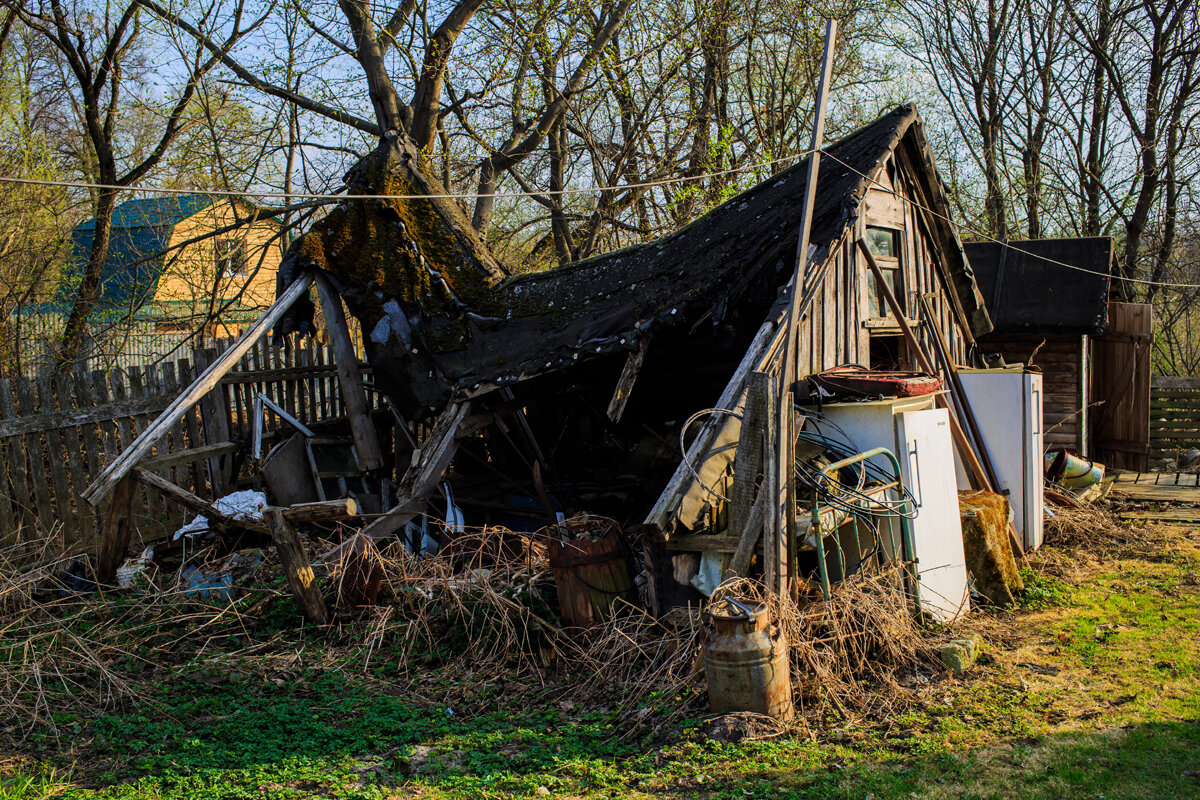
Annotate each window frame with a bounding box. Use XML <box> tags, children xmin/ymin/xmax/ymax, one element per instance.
<box><xmin>864</xmin><ymin>225</ymin><xmax>904</xmax><ymax>320</ymax></box>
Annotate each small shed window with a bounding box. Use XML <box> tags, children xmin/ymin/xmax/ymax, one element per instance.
<box><xmin>866</xmin><ymin>226</ymin><xmax>902</xmax><ymax>318</ymax></box>
<box><xmin>216</xmin><ymin>238</ymin><xmax>248</xmax><ymax>278</ymax></box>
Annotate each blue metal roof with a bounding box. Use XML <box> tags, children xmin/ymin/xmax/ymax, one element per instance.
<box><xmin>63</xmin><ymin>195</ymin><xmax>215</xmax><ymax>314</ymax></box>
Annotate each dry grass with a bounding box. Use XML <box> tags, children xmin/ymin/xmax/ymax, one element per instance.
<box><xmin>1</xmin><ymin>518</ymin><xmax>955</xmax><ymax>748</ymax></box>
<box><xmin>1043</xmin><ymin>502</ymin><xmax>1141</xmax><ymax>550</ymax></box>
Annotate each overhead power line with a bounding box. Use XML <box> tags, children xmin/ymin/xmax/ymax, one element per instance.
<box><xmin>821</xmin><ymin>150</ymin><xmax>1200</xmax><ymax>291</ymax></box>
<box><xmin>0</xmin><ymin>149</ymin><xmax>814</xmax><ymax>202</ymax></box>
<box><xmin>4</xmin><ymin>144</ymin><xmax>1194</xmax><ymax>290</ymax></box>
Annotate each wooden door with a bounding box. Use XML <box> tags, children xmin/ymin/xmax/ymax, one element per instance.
<box><xmin>1091</xmin><ymin>302</ymin><xmax>1152</xmax><ymax>471</ymax></box>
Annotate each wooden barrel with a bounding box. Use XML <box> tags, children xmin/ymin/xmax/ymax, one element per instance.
<box><xmin>547</xmin><ymin>518</ymin><xmax>634</xmax><ymax>628</ymax></box>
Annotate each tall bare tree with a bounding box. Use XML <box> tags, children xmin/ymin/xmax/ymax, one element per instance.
<box><xmin>6</xmin><ymin>0</ymin><xmax>257</xmax><ymax>370</ymax></box>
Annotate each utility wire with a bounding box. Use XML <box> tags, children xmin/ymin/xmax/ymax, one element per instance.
<box><xmin>7</xmin><ymin>141</ymin><xmax>1194</xmax><ymax>290</ymax></box>
<box><xmin>0</xmin><ymin>149</ymin><xmax>814</xmax><ymax>202</ymax></box>
<box><xmin>820</xmin><ymin>149</ymin><xmax>1200</xmax><ymax>291</ymax></box>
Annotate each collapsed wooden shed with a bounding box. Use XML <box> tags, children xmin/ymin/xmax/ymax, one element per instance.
<box><xmin>84</xmin><ymin>104</ymin><xmax>999</xmax><ymax>617</ymax></box>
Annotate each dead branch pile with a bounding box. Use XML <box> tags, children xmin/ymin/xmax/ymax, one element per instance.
<box><xmin>2</xmin><ymin>519</ymin><xmax>951</xmax><ymax>746</ymax></box>
<box><xmin>335</xmin><ymin>526</ymin><xmax>559</xmax><ymax>675</ymax></box>
<box><xmin>325</xmin><ymin>525</ymin><xmax>704</xmax><ymax>723</ymax></box>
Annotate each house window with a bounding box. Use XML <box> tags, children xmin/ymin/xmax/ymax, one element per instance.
<box><xmin>866</xmin><ymin>226</ymin><xmax>903</xmax><ymax>318</ymax></box>
<box><xmin>215</xmin><ymin>238</ymin><xmax>248</xmax><ymax>278</ymax></box>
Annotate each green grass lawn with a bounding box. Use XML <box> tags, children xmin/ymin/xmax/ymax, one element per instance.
<box><xmin>4</xmin><ymin>521</ymin><xmax>1200</xmax><ymax>799</ymax></box>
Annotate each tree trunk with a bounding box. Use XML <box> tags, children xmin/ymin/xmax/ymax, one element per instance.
<box><xmin>56</xmin><ymin>184</ymin><xmax>118</xmax><ymax>372</ymax></box>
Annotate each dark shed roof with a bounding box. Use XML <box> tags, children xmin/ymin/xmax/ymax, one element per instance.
<box><xmin>966</xmin><ymin>237</ymin><xmax>1113</xmax><ymax>336</ymax></box>
<box><xmin>301</xmin><ymin>104</ymin><xmax>994</xmax><ymax>413</ymax></box>
<box><xmin>65</xmin><ymin>195</ymin><xmax>214</xmax><ymax>313</ymax></box>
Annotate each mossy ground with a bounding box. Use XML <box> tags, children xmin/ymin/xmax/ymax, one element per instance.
<box><xmin>4</xmin><ymin>520</ymin><xmax>1200</xmax><ymax>799</ymax></box>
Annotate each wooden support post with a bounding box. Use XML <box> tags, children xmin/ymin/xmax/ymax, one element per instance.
<box><xmin>762</xmin><ymin>373</ymin><xmax>782</xmax><ymax>595</ymax></box>
<box><xmin>607</xmin><ymin>338</ymin><xmax>650</xmax><ymax>423</ymax></box>
<box><xmin>264</xmin><ymin>507</ymin><xmax>329</xmax><ymax>625</ymax></box>
<box><xmin>314</xmin><ymin>273</ymin><xmax>384</xmax><ymax>470</ymax></box>
<box><xmin>777</xmin><ymin>19</ymin><xmax>836</xmax><ymax>603</ymax></box>
<box><xmin>83</xmin><ymin>274</ymin><xmax>315</xmax><ymax>506</ymax></box>
<box><xmin>96</xmin><ymin>475</ymin><xmax>136</xmax><ymax>584</ymax></box>
<box><xmin>284</xmin><ymin>498</ymin><xmax>359</xmax><ymax>524</ymax></box>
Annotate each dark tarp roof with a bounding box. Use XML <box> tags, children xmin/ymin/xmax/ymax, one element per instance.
<box><xmin>292</xmin><ymin>104</ymin><xmax>993</xmax><ymax>413</ymax></box>
<box><xmin>63</xmin><ymin>195</ymin><xmax>214</xmax><ymax>314</ymax></box>
<box><xmin>965</xmin><ymin>237</ymin><xmax>1113</xmax><ymax>336</ymax></box>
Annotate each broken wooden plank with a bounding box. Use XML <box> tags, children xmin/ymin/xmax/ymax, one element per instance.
<box><xmin>82</xmin><ymin>273</ymin><xmax>315</xmax><ymax>507</ymax></box>
<box><xmin>0</xmin><ymin>394</ymin><xmax>174</xmax><ymax>439</ymax></box>
<box><xmin>665</xmin><ymin>534</ymin><xmax>743</xmax><ymax>552</ymax></box>
<box><xmin>726</xmin><ymin>487</ymin><xmax>768</xmax><ymax>577</ymax></box>
<box><xmin>1119</xmin><ymin>508</ymin><xmax>1200</xmax><ymax>523</ymax></box>
<box><xmin>95</xmin><ymin>475</ymin><xmax>136</xmax><ymax>584</ymax></box>
<box><xmin>314</xmin><ymin>273</ymin><xmax>384</xmax><ymax>471</ymax></box>
<box><xmin>140</xmin><ymin>442</ymin><xmax>240</xmax><ymax>472</ymax></box>
<box><xmin>729</xmin><ymin>371</ymin><xmax>769</xmax><ymax>546</ymax></box>
<box><xmin>319</xmin><ymin>402</ymin><xmax>470</xmax><ymax>559</ymax></box>
<box><xmin>265</xmin><ymin>507</ymin><xmax>329</xmax><ymax>625</ymax></box>
<box><xmin>606</xmin><ymin>338</ymin><xmax>650</xmax><ymax>423</ymax></box>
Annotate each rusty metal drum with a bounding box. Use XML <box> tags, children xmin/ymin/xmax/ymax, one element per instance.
<box><xmin>704</xmin><ymin>598</ymin><xmax>794</xmax><ymax>720</ymax></box>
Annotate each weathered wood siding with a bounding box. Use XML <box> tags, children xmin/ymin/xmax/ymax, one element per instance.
<box><xmin>977</xmin><ymin>334</ymin><xmax>1087</xmax><ymax>454</ymax></box>
<box><xmin>795</xmin><ymin>154</ymin><xmax>970</xmax><ymax>376</ymax></box>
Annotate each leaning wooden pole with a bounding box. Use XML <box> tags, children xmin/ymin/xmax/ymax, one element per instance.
<box><xmin>314</xmin><ymin>273</ymin><xmax>384</xmax><ymax>470</ymax></box>
<box><xmin>776</xmin><ymin>18</ymin><xmax>837</xmax><ymax>601</ymax></box>
<box><xmin>82</xmin><ymin>274</ymin><xmax>314</xmax><ymax>507</ymax></box>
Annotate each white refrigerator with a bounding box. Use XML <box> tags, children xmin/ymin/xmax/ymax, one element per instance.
<box><xmin>804</xmin><ymin>399</ymin><xmax>970</xmax><ymax>622</ymax></box>
<box><xmin>954</xmin><ymin>369</ymin><xmax>1045</xmax><ymax>551</ymax></box>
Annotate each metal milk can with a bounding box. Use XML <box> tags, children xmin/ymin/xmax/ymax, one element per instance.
<box><xmin>704</xmin><ymin>598</ymin><xmax>794</xmax><ymax>720</ymax></box>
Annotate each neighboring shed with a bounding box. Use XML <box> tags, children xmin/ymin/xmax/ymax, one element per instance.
<box><xmin>66</xmin><ymin>195</ymin><xmax>284</xmax><ymax>332</ymax></box>
<box><xmin>965</xmin><ymin>238</ymin><xmax>1113</xmax><ymax>456</ymax></box>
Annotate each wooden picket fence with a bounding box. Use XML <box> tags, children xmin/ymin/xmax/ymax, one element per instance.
<box><xmin>0</xmin><ymin>334</ymin><xmax>384</xmax><ymax>561</ymax></box>
<box><xmin>1149</xmin><ymin>376</ymin><xmax>1200</xmax><ymax>463</ymax></box>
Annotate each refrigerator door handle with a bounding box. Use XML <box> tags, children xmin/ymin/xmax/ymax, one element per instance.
<box><xmin>907</xmin><ymin>439</ymin><xmax>922</xmax><ymax>508</ymax></box>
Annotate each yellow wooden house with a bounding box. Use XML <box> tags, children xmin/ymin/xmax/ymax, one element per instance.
<box><xmin>68</xmin><ymin>195</ymin><xmax>285</xmax><ymax>335</ymax></box>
